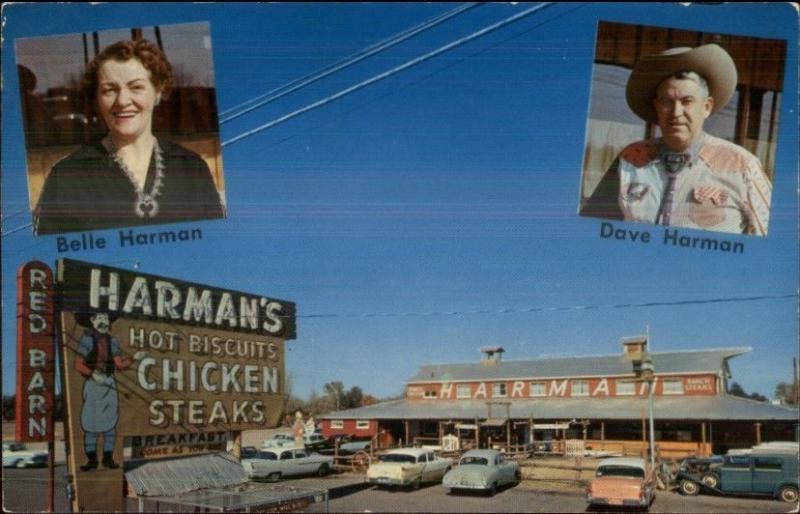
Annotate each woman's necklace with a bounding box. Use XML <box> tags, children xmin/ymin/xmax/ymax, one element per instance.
<box><xmin>103</xmin><ymin>136</ymin><xmax>164</xmax><ymax>218</ymax></box>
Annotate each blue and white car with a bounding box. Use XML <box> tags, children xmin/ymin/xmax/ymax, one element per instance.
<box><xmin>2</xmin><ymin>442</ymin><xmax>48</xmax><ymax>468</ymax></box>
<box><xmin>442</xmin><ymin>449</ymin><xmax>520</xmax><ymax>496</ymax></box>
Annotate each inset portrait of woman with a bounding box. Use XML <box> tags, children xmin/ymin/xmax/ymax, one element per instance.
<box><xmin>16</xmin><ymin>23</ymin><xmax>226</xmax><ymax>235</ymax></box>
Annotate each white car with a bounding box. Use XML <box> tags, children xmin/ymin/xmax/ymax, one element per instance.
<box><xmin>366</xmin><ymin>448</ymin><xmax>453</xmax><ymax>489</ymax></box>
<box><xmin>242</xmin><ymin>448</ymin><xmax>334</xmax><ymax>481</ymax></box>
<box><xmin>261</xmin><ymin>433</ymin><xmax>298</xmax><ymax>449</ymax></box>
<box><xmin>443</xmin><ymin>449</ymin><xmax>521</xmax><ymax>496</ymax></box>
<box><xmin>2</xmin><ymin>442</ymin><xmax>48</xmax><ymax>468</ymax></box>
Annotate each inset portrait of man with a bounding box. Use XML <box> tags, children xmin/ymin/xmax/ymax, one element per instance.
<box><xmin>579</xmin><ymin>22</ymin><xmax>786</xmax><ymax>236</ymax></box>
<box><xmin>15</xmin><ymin>22</ymin><xmax>227</xmax><ymax>236</ymax></box>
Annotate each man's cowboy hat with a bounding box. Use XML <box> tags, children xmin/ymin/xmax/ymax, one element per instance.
<box><xmin>626</xmin><ymin>44</ymin><xmax>738</xmax><ymax>123</ymax></box>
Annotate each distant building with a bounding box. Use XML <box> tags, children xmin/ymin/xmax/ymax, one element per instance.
<box><xmin>320</xmin><ymin>337</ymin><xmax>798</xmax><ymax>457</ymax></box>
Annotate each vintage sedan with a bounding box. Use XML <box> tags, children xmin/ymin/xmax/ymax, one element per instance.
<box><xmin>366</xmin><ymin>448</ymin><xmax>453</xmax><ymax>489</ymax></box>
<box><xmin>586</xmin><ymin>457</ymin><xmax>656</xmax><ymax>510</ymax></box>
<box><xmin>338</xmin><ymin>438</ymin><xmax>372</xmax><ymax>455</ymax></box>
<box><xmin>2</xmin><ymin>442</ymin><xmax>48</xmax><ymax>468</ymax></box>
<box><xmin>678</xmin><ymin>451</ymin><xmax>798</xmax><ymax>502</ymax></box>
<box><xmin>261</xmin><ymin>433</ymin><xmax>298</xmax><ymax>449</ymax></box>
<box><xmin>442</xmin><ymin>449</ymin><xmax>521</xmax><ymax>496</ymax></box>
<box><xmin>242</xmin><ymin>448</ymin><xmax>334</xmax><ymax>481</ymax></box>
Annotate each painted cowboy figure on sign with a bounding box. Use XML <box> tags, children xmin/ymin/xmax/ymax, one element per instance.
<box><xmin>581</xmin><ymin>44</ymin><xmax>772</xmax><ymax>235</ymax></box>
<box><xmin>73</xmin><ymin>311</ymin><xmax>144</xmax><ymax>471</ymax></box>
<box><xmin>33</xmin><ymin>39</ymin><xmax>225</xmax><ymax>235</ymax></box>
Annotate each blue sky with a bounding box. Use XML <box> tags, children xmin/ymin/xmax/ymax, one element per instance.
<box><xmin>2</xmin><ymin>3</ymin><xmax>798</xmax><ymax>401</ymax></box>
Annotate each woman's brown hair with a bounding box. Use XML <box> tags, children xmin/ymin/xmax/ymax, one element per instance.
<box><xmin>82</xmin><ymin>39</ymin><xmax>174</xmax><ymax>102</ymax></box>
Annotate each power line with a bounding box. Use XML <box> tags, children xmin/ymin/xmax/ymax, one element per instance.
<box><xmin>222</xmin><ymin>2</ymin><xmax>553</xmax><ymax>148</ymax></box>
<box><xmin>299</xmin><ymin>293</ymin><xmax>798</xmax><ymax>319</ymax></box>
<box><xmin>1</xmin><ymin>207</ymin><xmax>32</xmax><ymax>221</ymax></box>
<box><xmin>239</xmin><ymin>2</ymin><xmax>586</xmax><ymax>154</ymax></box>
<box><xmin>1</xmin><ymin>221</ymin><xmax>33</xmax><ymax>237</ymax></box>
<box><xmin>219</xmin><ymin>2</ymin><xmax>481</xmax><ymax>123</ymax></box>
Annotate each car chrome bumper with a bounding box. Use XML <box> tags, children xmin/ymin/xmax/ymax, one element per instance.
<box><xmin>586</xmin><ymin>497</ymin><xmax>647</xmax><ymax>507</ymax></box>
<box><xmin>367</xmin><ymin>476</ymin><xmax>413</xmax><ymax>486</ymax></box>
<box><xmin>445</xmin><ymin>483</ymin><xmax>488</xmax><ymax>490</ymax></box>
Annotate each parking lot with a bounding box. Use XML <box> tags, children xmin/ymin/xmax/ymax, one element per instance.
<box><xmin>2</xmin><ymin>425</ymin><xmax>795</xmax><ymax>513</ymax></box>
<box><xmin>2</xmin><ymin>463</ymin><xmax>795</xmax><ymax>513</ymax></box>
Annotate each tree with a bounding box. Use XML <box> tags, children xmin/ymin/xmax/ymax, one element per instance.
<box><xmin>323</xmin><ymin>381</ymin><xmax>347</xmax><ymax>411</ymax></box>
<box><xmin>728</xmin><ymin>381</ymin><xmax>766</xmax><ymax>402</ymax></box>
<box><xmin>774</xmin><ymin>380</ymin><xmax>799</xmax><ymax>406</ymax></box>
<box><xmin>361</xmin><ymin>394</ymin><xmax>379</xmax><ymax>406</ymax></box>
<box><xmin>283</xmin><ymin>371</ymin><xmax>306</xmax><ymax>419</ymax></box>
<box><xmin>345</xmin><ymin>386</ymin><xmax>363</xmax><ymax>409</ymax></box>
<box><xmin>728</xmin><ymin>382</ymin><xmax>746</xmax><ymax>397</ymax></box>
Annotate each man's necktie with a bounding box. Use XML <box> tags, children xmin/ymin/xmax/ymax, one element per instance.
<box><xmin>657</xmin><ymin>153</ymin><xmax>689</xmax><ymax>226</ymax></box>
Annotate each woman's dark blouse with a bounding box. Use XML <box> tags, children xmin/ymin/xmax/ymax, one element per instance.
<box><xmin>34</xmin><ymin>139</ymin><xmax>225</xmax><ymax>235</ymax></box>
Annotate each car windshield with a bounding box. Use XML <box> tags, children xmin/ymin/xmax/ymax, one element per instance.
<box><xmin>596</xmin><ymin>465</ymin><xmax>644</xmax><ymax>478</ymax></box>
<box><xmin>257</xmin><ymin>452</ymin><xmax>278</xmax><ymax>460</ymax></box>
<box><xmin>380</xmin><ymin>454</ymin><xmax>417</xmax><ymax>464</ymax></box>
<box><xmin>8</xmin><ymin>443</ymin><xmax>26</xmax><ymax>452</ymax></box>
<box><xmin>460</xmin><ymin>456</ymin><xmax>488</xmax><ymax>466</ymax></box>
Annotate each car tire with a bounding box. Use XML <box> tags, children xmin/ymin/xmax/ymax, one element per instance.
<box><xmin>411</xmin><ymin>477</ymin><xmax>422</xmax><ymax>490</ymax></box>
<box><xmin>317</xmin><ymin>464</ymin><xmax>329</xmax><ymax>477</ymax></box>
<box><xmin>514</xmin><ymin>469</ymin><xmax>522</xmax><ymax>485</ymax></box>
<box><xmin>679</xmin><ymin>479</ymin><xmax>700</xmax><ymax>496</ymax></box>
<box><xmin>15</xmin><ymin>460</ymin><xmax>26</xmax><ymax>469</ymax></box>
<box><xmin>488</xmin><ymin>482</ymin><xmax>498</xmax><ymax>497</ymax></box>
<box><xmin>700</xmin><ymin>473</ymin><xmax>719</xmax><ymax>489</ymax></box>
<box><xmin>266</xmin><ymin>472</ymin><xmax>281</xmax><ymax>482</ymax></box>
<box><xmin>777</xmin><ymin>485</ymin><xmax>799</xmax><ymax>503</ymax></box>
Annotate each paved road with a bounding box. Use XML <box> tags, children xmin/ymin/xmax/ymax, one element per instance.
<box><xmin>3</xmin><ymin>466</ymin><xmax>796</xmax><ymax>513</ymax></box>
<box><xmin>2</xmin><ymin>464</ymin><xmax>68</xmax><ymax>513</ymax></box>
<box><xmin>305</xmin><ymin>481</ymin><xmax>797</xmax><ymax>513</ymax></box>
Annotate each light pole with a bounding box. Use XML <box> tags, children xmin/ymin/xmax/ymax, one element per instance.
<box><xmin>634</xmin><ymin>353</ymin><xmax>656</xmax><ymax>470</ymax></box>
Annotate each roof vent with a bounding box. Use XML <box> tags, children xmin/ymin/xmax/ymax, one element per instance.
<box><xmin>480</xmin><ymin>346</ymin><xmax>505</xmax><ymax>365</ymax></box>
<box><xmin>621</xmin><ymin>335</ymin><xmax>648</xmax><ymax>359</ymax></box>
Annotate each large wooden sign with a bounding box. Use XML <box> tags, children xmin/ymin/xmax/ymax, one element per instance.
<box><xmin>56</xmin><ymin>258</ymin><xmax>296</xmax><ymax>512</ymax></box>
<box><xmin>15</xmin><ymin>261</ymin><xmax>56</xmax><ymax>442</ymax></box>
<box><xmin>58</xmin><ymin>258</ymin><xmax>296</xmax><ymax>339</ymax></box>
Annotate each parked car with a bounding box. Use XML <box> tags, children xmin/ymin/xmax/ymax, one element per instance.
<box><xmin>242</xmin><ymin>448</ymin><xmax>334</xmax><ymax>481</ymax></box>
<box><xmin>302</xmin><ymin>433</ymin><xmax>326</xmax><ymax>450</ymax></box>
<box><xmin>678</xmin><ymin>452</ymin><xmax>799</xmax><ymax>502</ymax></box>
<box><xmin>338</xmin><ymin>438</ymin><xmax>372</xmax><ymax>455</ymax></box>
<box><xmin>586</xmin><ymin>457</ymin><xmax>656</xmax><ymax>510</ymax></box>
<box><xmin>261</xmin><ymin>433</ymin><xmax>297</xmax><ymax>449</ymax></box>
<box><xmin>442</xmin><ymin>449</ymin><xmax>521</xmax><ymax>496</ymax></box>
<box><xmin>727</xmin><ymin>441</ymin><xmax>800</xmax><ymax>456</ymax></box>
<box><xmin>366</xmin><ymin>448</ymin><xmax>453</xmax><ymax>490</ymax></box>
<box><xmin>674</xmin><ymin>455</ymin><xmax>724</xmax><ymax>492</ymax></box>
<box><xmin>2</xmin><ymin>442</ymin><xmax>48</xmax><ymax>468</ymax></box>
<box><xmin>240</xmin><ymin>446</ymin><xmax>259</xmax><ymax>459</ymax></box>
